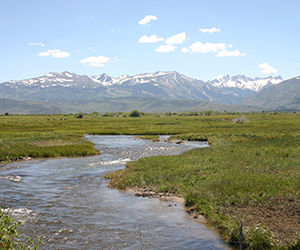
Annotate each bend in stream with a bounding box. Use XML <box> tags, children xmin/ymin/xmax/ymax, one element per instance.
<box><xmin>0</xmin><ymin>135</ymin><xmax>231</xmax><ymax>249</ymax></box>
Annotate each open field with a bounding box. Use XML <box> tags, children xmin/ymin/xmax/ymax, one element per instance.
<box><xmin>1</xmin><ymin>112</ymin><xmax>300</xmax><ymax>248</ymax></box>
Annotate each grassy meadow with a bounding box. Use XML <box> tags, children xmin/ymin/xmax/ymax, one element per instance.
<box><xmin>1</xmin><ymin>111</ymin><xmax>300</xmax><ymax>248</ymax></box>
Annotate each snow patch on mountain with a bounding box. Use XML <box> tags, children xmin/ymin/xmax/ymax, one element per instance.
<box><xmin>1</xmin><ymin>71</ymin><xmax>283</xmax><ymax>102</ymax></box>
<box><xmin>209</xmin><ymin>75</ymin><xmax>283</xmax><ymax>92</ymax></box>
<box><xmin>87</xmin><ymin>71</ymin><xmax>174</xmax><ymax>86</ymax></box>
<box><xmin>133</xmin><ymin>71</ymin><xmax>168</xmax><ymax>79</ymax></box>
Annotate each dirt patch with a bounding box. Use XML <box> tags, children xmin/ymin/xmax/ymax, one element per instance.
<box><xmin>221</xmin><ymin>197</ymin><xmax>300</xmax><ymax>244</ymax></box>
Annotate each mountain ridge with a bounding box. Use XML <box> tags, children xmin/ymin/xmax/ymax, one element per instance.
<box><xmin>243</xmin><ymin>76</ymin><xmax>300</xmax><ymax>111</ymax></box>
<box><xmin>0</xmin><ymin>71</ymin><xmax>282</xmax><ymax>105</ymax></box>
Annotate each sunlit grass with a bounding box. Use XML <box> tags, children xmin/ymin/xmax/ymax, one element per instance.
<box><xmin>1</xmin><ymin>112</ymin><xmax>300</xmax><ymax>247</ymax></box>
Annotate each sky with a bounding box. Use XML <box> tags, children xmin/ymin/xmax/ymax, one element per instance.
<box><xmin>0</xmin><ymin>0</ymin><xmax>300</xmax><ymax>83</ymax></box>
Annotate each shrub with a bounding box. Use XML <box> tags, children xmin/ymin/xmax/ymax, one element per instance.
<box><xmin>0</xmin><ymin>208</ymin><xmax>42</xmax><ymax>249</ymax></box>
<box><xmin>74</xmin><ymin>113</ymin><xmax>83</xmax><ymax>119</ymax></box>
<box><xmin>129</xmin><ymin>110</ymin><xmax>142</xmax><ymax>117</ymax></box>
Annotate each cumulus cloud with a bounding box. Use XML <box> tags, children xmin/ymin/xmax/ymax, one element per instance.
<box><xmin>80</xmin><ymin>55</ymin><xmax>110</xmax><ymax>67</ymax></box>
<box><xmin>217</xmin><ymin>50</ymin><xmax>246</xmax><ymax>57</ymax></box>
<box><xmin>199</xmin><ymin>28</ymin><xmax>220</xmax><ymax>33</ymax></box>
<box><xmin>165</xmin><ymin>32</ymin><xmax>186</xmax><ymax>44</ymax></box>
<box><xmin>28</xmin><ymin>42</ymin><xmax>44</xmax><ymax>46</ymax></box>
<box><xmin>156</xmin><ymin>44</ymin><xmax>176</xmax><ymax>52</ymax></box>
<box><xmin>188</xmin><ymin>41</ymin><xmax>226</xmax><ymax>53</ymax></box>
<box><xmin>138</xmin><ymin>35</ymin><xmax>164</xmax><ymax>43</ymax></box>
<box><xmin>139</xmin><ymin>15</ymin><xmax>157</xmax><ymax>25</ymax></box>
<box><xmin>181</xmin><ymin>47</ymin><xmax>190</xmax><ymax>52</ymax></box>
<box><xmin>38</xmin><ymin>49</ymin><xmax>70</xmax><ymax>58</ymax></box>
<box><xmin>258</xmin><ymin>63</ymin><xmax>278</xmax><ymax>74</ymax></box>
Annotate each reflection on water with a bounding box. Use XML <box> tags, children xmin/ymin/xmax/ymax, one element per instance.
<box><xmin>0</xmin><ymin>135</ymin><xmax>230</xmax><ymax>249</ymax></box>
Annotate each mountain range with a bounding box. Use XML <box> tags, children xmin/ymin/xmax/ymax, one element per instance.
<box><xmin>243</xmin><ymin>76</ymin><xmax>300</xmax><ymax>111</ymax></box>
<box><xmin>1</xmin><ymin>71</ymin><xmax>282</xmax><ymax>104</ymax></box>
<box><xmin>0</xmin><ymin>71</ymin><xmax>299</xmax><ymax>114</ymax></box>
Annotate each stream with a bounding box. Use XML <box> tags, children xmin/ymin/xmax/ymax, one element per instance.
<box><xmin>0</xmin><ymin>135</ymin><xmax>231</xmax><ymax>249</ymax></box>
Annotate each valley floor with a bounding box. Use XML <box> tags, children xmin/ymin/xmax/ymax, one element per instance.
<box><xmin>1</xmin><ymin>112</ymin><xmax>300</xmax><ymax>248</ymax></box>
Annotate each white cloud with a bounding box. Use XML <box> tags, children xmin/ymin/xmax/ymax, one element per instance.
<box><xmin>80</xmin><ymin>55</ymin><xmax>110</xmax><ymax>67</ymax></box>
<box><xmin>165</xmin><ymin>32</ymin><xmax>186</xmax><ymax>44</ymax></box>
<box><xmin>38</xmin><ymin>49</ymin><xmax>70</xmax><ymax>58</ymax></box>
<box><xmin>189</xmin><ymin>41</ymin><xmax>226</xmax><ymax>53</ymax></box>
<box><xmin>138</xmin><ymin>35</ymin><xmax>164</xmax><ymax>43</ymax></box>
<box><xmin>228</xmin><ymin>44</ymin><xmax>233</xmax><ymax>48</ymax></box>
<box><xmin>89</xmin><ymin>47</ymin><xmax>96</xmax><ymax>52</ymax></box>
<box><xmin>298</xmin><ymin>63</ymin><xmax>300</xmax><ymax>66</ymax></box>
<box><xmin>258</xmin><ymin>63</ymin><xmax>278</xmax><ymax>74</ymax></box>
<box><xmin>199</xmin><ymin>28</ymin><xmax>220</xmax><ymax>33</ymax></box>
<box><xmin>138</xmin><ymin>15</ymin><xmax>157</xmax><ymax>25</ymax></box>
<box><xmin>111</xmin><ymin>57</ymin><xmax>120</xmax><ymax>63</ymax></box>
<box><xmin>156</xmin><ymin>44</ymin><xmax>176</xmax><ymax>52</ymax></box>
<box><xmin>217</xmin><ymin>50</ymin><xmax>246</xmax><ymax>57</ymax></box>
<box><xmin>28</xmin><ymin>42</ymin><xmax>44</xmax><ymax>47</ymax></box>
<box><xmin>181</xmin><ymin>47</ymin><xmax>190</xmax><ymax>52</ymax></box>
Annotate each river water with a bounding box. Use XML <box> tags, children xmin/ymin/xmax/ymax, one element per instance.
<box><xmin>0</xmin><ymin>135</ymin><xmax>231</xmax><ymax>249</ymax></box>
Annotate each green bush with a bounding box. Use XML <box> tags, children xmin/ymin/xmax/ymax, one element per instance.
<box><xmin>0</xmin><ymin>208</ymin><xmax>42</xmax><ymax>249</ymax></box>
<box><xmin>74</xmin><ymin>113</ymin><xmax>83</xmax><ymax>119</ymax></box>
<box><xmin>129</xmin><ymin>110</ymin><xmax>142</xmax><ymax>117</ymax></box>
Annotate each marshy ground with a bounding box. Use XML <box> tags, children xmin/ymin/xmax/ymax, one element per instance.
<box><xmin>1</xmin><ymin>111</ymin><xmax>300</xmax><ymax>248</ymax></box>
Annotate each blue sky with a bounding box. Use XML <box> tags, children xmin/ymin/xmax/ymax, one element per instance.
<box><xmin>1</xmin><ymin>0</ymin><xmax>299</xmax><ymax>82</ymax></box>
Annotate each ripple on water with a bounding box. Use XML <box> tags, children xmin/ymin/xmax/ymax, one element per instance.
<box><xmin>1</xmin><ymin>207</ymin><xmax>39</xmax><ymax>222</ymax></box>
<box><xmin>0</xmin><ymin>135</ymin><xmax>230</xmax><ymax>249</ymax></box>
<box><xmin>0</xmin><ymin>174</ymin><xmax>23</xmax><ymax>182</ymax></box>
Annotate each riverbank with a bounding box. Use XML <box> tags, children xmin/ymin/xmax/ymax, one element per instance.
<box><xmin>105</xmin><ymin>132</ymin><xmax>300</xmax><ymax>248</ymax></box>
<box><xmin>1</xmin><ymin>134</ymin><xmax>231</xmax><ymax>249</ymax></box>
<box><xmin>2</xmin><ymin>113</ymin><xmax>300</xmax><ymax>248</ymax></box>
<box><xmin>125</xmin><ymin>185</ymin><xmax>211</xmax><ymax>226</ymax></box>
<box><xmin>0</xmin><ymin>132</ymin><xmax>99</xmax><ymax>165</ymax></box>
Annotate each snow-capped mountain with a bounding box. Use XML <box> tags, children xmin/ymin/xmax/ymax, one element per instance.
<box><xmin>5</xmin><ymin>71</ymin><xmax>192</xmax><ymax>88</ymax></box>
<box><xmin>208</xmin><ymin>75</ymin><xmax>283</xmax><ymax>92</ymax></box>
<box><xmin>0</xmin><ymin>71</ymin><xmax>282</xmax><ymax>105</ymax></box>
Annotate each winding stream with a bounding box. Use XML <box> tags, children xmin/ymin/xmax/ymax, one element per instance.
<box><xmin>0</xmin><ymin>135</ymin><xmax>231</xmax><ymax>249</ymax></box>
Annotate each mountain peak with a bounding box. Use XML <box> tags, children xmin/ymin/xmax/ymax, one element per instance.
<box><xmin>209</xmin><ymin>74</ymin><xmax>283</xmax><ymax>92</ymax></box>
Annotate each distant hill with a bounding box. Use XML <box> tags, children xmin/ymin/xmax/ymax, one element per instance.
<box><xmin>243</xmin><ymin>76</ymin><xmax>300</xmax><ymax>111</ymax></box>
<box><xmin>0</xmin><ymin>97</ymin><xmax>77</xmax><ymax>115</ymax></box>
<box><xmin>0</xmin><ymin>96</ymin><xmax>260</xmax><ymax>115</ymax></box>
<box><xmin>59</xmin><ymin>97</ymin><xmax>260</xmax><ymax>113</ymax></box>
<box><xmin>0</xmin><ymin>71</ymin><xmax>282</xmax><ymax>105</ymax></box>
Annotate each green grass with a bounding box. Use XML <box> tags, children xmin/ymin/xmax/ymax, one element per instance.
<box><xmin>107</xmin><ymin>133</ymin><xmax>300</xmax><ymax>247</ymax></box>
<box><xmin>0</xmin><ymin>131</ymin><xmax>99</xmax><ymax>163</ymax></box>
<box><xmin>1</xmin><ymin>112</ymin><xmax>300</xmax><ymax>248</ymax></box>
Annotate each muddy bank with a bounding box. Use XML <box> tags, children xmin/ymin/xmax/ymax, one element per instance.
<box><xmin>126</xmin><ymin>185</ymin><xmax>209</xmax><ymax>225</ymax></box>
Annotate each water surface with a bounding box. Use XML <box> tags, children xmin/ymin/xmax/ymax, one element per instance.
<box><xmin>0</xmin><ymin>135</ymin><xmax>230</xmax><ymax>249</ymax></box>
